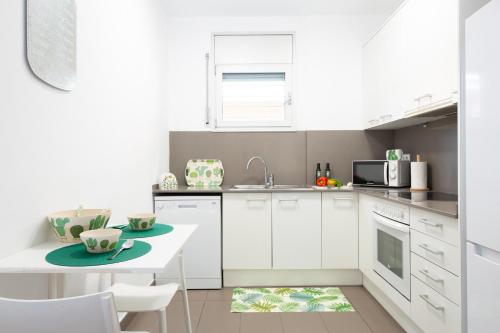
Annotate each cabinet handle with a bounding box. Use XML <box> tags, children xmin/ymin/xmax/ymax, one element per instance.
<box><xmin>419</xmin><ymin>294</ymin><xmax>445</xmax><ymax>311</ymax></box>
<box><xmin>279</xmin><ymin>199</ymin><xmax>298</xmax><ymax>202</ymax></box>
<box><xmin>419</xmin><ymin>269</ymin><xmax>444</xmax><ymax>283</ymax></box>
<box><xmin>178</xmin><ymin>204</ymin><xmax>198</xmax><ymax>209</ymax></box>
<box><xmin>419</xmin><ymin>218</ymin><xmax>443</xmax><ymax>228</ymax></box>
<box><xmin>419</xmin><ymin>243</ymin><xmax>444</xmax><ymax>255</ymax></box>
<box><xmin>414</xmin><ymin>93</ymin><xmax>433</xmax><ymax>103</ymax></box>
<box><xmin>333</xmin><ymin>197</ymin><xmax>353</xmax><ymax>201</ymax></box>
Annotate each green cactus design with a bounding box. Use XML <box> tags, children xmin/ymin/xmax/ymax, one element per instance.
<box><xmin>129</xmin><ymin>218</ymin><xmax>142</xmax><ymax>229</ymax></box>
<box><xmin>149</xmin><ymin>218</ymin><xmax>156</xmax><ymax>227</ymax></box>
<box><xmin>189</xmin><ymin>171</ymin><xmax>198</xmax><ymax>178</ymax></box>
<box><xmin>213</xmin><ymin>167</ymin><xmax>221</xmax><ymax>176</ymax></box>
<box><xmin>50</xmin><ymin>218</ymin><xmax>70</xmax><ymax>237</ymax></box>
<box><xmin>69</xmin><ymin>225</ymin><xmax>84</xmax><ymax>239</ymax></box>
<box><xmin>109</xmin><ymin>241</ymin><xmax>117</xmax><ymax>250</ymax></box>
<box><xmin>141</xmin><ymin>222</ymin><xmax>148</xmax><ymax>229</ymax></box>
<box><xmin>205</xmin><ymin>169</ymin><xmax>212</xmax><ymax>177</ymax></box>
<box><xmin>89</xmin><ymin>215</ymin><xmax>107</xmax><ymax>230</ymax></box>
<box><xmin>100</xmin><ymin>240</ymin><xmax>109</xmax><ymax>249</ymax></box>
<box><xmin>85</xmin><ymin>238</ymin><xmax>97</xmax><ymax>250</ymax></box>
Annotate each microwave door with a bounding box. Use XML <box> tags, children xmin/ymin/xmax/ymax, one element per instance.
<box><xmin>353</xmin><ymin>161</ymin><xmax>387</xmax><ymax>186</ymax></box>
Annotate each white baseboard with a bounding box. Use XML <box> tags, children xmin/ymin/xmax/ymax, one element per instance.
<box><xmin>223</xmin><ymin>269</ymin><xmax>362</xmax><ymax>287</ymax></box>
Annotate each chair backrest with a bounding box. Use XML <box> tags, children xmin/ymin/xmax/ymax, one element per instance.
<box><xmin>0</xmin><ymin>291</ymin><xmax>122</xmax><ymax>333</ymax></box>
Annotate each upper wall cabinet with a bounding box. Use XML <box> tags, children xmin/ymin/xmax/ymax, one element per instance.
<box><xmin>363</xmin><ymin>0</ymin><xmax>459</xmax><ymax>130</ymax></box>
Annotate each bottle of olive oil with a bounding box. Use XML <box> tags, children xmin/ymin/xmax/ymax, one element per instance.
<box><xmin>315</xmin><ymin>163</ymin><xmax>322</xmax><ymax>181</ymax></box>
<box><xmin>325</xmin><ymin>163</ymin><xmax>331</xmax><ymax>179</ymax></box>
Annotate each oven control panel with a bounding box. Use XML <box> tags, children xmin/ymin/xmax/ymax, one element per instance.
<box><xmin>373</xmin><ymin>202</ymin><xmax>409</xmax><ymax>225</ymax></box>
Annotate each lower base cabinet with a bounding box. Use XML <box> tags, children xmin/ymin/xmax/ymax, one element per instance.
<box><xmin>272</xmin><ymin>192</ymin><xmax>322</xmax><ymax>269</ymax></box>
<box><xmin>411</xmin><ymin>277</ymin><xmax>461</xmax><ymax>333</ymax></box>
<box><xmin>322</xmin><ymin>192</ymin><xmax>359</xmax><ymax>269</ymax></box>
<box><xmin>222</xmin><ymin>193</ymin><xmax>272</xmax><ymax>269</ymax></box>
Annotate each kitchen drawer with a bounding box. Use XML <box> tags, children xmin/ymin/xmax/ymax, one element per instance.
<box><xmin>411</xmin><ymin>230</ymin><xmax>460</xmax><ymax>275</ymax></box>
<box><xmin>410</xmin><ymin>208</ymin><xmax>459</xmax><ymax>246</ymax></box>
<box><xmin>411</xmin><ymin>253</ymin><xmax>460</xmax><ymax>305</ymax></box>
<box><xmin>411</xmin><ymin>276</ymin><xmax>460</xmax><ymax>333</ymax></box>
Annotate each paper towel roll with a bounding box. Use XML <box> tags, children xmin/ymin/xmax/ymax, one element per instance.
<box><xmin>411</xmin><ymin>161</ymin><xmax>428</xmax><ymax>190</ymax></box>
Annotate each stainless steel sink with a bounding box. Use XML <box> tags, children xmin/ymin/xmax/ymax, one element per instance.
<box><xmin>230</xmin><ymin>184</ymin><xmax>306</xmax><ymax>191</ymax></box>
<box><xmin>232</xmin><ymin>184</ymin><xmax>268</xmax><ymax>190</ymax></box>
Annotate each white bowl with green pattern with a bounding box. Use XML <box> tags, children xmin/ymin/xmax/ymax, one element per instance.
<box><xmin>47</xmin><ymin>209</ymin><xmax>112</xmax><ymax>243</ymax></box>
<box><xmin>128</xmin><ymin>213</ymin><xmax>156</xmax><ymax>231</ymax></box>
<box><xmin>80</xmin><ymin>229</ymin><xmax>122</xmax><ymax>253</ymax></box>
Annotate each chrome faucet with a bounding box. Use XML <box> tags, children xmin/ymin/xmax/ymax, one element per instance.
<box><xmin>246</xmin><ymin>156</ymin><xmax>274</xmax><ymax>188</ymax></box>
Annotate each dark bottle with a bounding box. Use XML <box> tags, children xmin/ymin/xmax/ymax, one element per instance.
<box><xmin>315</xmin><ymin>163</ymin><xmax>322</xmax><ymax>180</ymax></box>
<box><xmin>325</xmin><ymin>163</ymin><xmax>331</xmax><ymax>179</ymax></box>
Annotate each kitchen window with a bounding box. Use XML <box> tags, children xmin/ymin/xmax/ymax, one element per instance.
<box><xmin>213</xmin><ymin>34</ymin><xmax>294</xmax><ymax>129</ymax></box>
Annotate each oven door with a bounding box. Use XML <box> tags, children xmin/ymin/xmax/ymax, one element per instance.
<box><xmin>372</xmin><ymin>212</ymin><xmax>411</xmax><ymax>300</ymax></box>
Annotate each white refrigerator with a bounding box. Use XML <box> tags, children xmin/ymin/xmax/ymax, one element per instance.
<box><xmin>465</xmin><ymin>1</ymin><xmax>500</xmax><ymax>332</ymax></box>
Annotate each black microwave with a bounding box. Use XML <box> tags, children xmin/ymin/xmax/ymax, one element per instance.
<box><xmin>352</xmin><ymin>160</ymin><xmax>410</xmax><ymax>187</ymax></box>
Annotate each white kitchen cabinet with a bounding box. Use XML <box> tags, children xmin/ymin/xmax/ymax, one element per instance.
<box><xmin>322</xmin><ymin>192</ymin><xmax>359</xmax><ymax>269</ymax></box>
<box><xmin>363</xmin><ymin>0</ymin><xmax>458</xmax><ymax>129</ymax></box>
<box><xmin>402</xmin><ymin>0</ymin><xmax>459</xmax><ymax>115</ymax></box>
<box><xmin>358</xmin><ymin>194</ymin><xmax>376</xmax><ymax>277</ymax></box>
<box><xmin>222</xmin><ymin>193</ymin><xmax>272</xmax><ymax>269</ymax></box>
<box><xmin>363</xmin><ymin>7</ymin><xmax>406</xmax><ymax>128</ymax></box>
<box><xmin>272</xmin><ymin>192</ymin><xmax>322</xmax><ymax>269</ymax></box>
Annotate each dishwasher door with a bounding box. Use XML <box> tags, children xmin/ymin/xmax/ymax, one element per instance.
<box><xmin>154</xmin><ymin>196</ymin><xmax>221</xmax><ymax>289</ymax></box>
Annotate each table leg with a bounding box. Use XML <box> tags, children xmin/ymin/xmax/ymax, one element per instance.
<box><xmin>178</xmin><ymin>251</ymin><xmax>193</xmax><ymax>333</ymax></box>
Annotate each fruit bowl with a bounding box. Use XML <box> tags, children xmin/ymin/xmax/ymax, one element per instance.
<box><xmin>47</xmin><ymin>208</ymin><xmax>112</xmax><ymax>243</ymax></box>
<box><xmin>80</xmin><ymin>229</ymin><xmax>122</xmax><ymax>253</ymax></box>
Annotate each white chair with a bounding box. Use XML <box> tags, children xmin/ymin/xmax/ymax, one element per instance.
<box><xmin>0</xmin><ymin>291</ymin><xmax>148</xmax><ymax>333</ymax></box>
<box><xmin>107</xmin><ymin>282</ymin><xmax>179</xmax><ymax>333</ymax></box>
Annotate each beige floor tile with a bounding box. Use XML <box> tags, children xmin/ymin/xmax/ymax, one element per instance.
<box><xmin>280</xmin><ymin>313</ymin><xmax>328</xmax><ymax>333</ymax></box>
<box><xmin>206</xmin><ymin>288</ymin><xmax>234</xmax><ymax>301</ymax></box>
<box><xmin>340</xmin><ymin>286</ymin><xmax>374</xmax><ymax>301</ymax></box>
<box><xmin>320</xmin><ymin>312</ymin><xmax>372</xmax><ymax>333</ymax></box>
<box><xmin>240</xmin><ymin>313</ymin><xmax>284</xmax><ymax>333</ymax></box>
<box><xmin>352</xmin><ymin>298</ymin><xmax>405</xmax><ymax>333</ymax></box>
<box><xmin>172</xmin><ymin>290</ymin><xmax>209</xmax><ymax>302</ymax></box>
<box><xmin>166</xmin><ymin>300</ymin><xmax>205</xmax><ymax>333</ymax></box>
<box><xmin>196</xmin><ymin>301</ymin><xmax>241</xmax><ymax>333</ymax></box>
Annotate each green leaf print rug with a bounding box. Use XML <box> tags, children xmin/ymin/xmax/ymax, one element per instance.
<box><xmin>231</xmin><ymin>287</ymin><xmax>355</xmax><ymax>313</ymax></box>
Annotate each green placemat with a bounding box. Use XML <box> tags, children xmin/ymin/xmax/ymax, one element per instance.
<box><xmin>45</xmin><ymin>240</ymin><xmax>152</xmax><ymax>267</ymax></box>
<box><xmin>118</xmin><ymin>224</ymin><xmax>174</xmax><ymax>239</ymax></box>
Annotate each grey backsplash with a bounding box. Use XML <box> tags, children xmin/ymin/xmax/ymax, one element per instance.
<box><xmin>169</xmin><ymin>117</ymin><xmax>457</xmax><ymax>193</ymax></box>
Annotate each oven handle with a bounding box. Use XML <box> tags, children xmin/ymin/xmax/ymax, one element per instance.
<box><xmin>373</xmin><ymin>213</ymin><xmax>409</xmax><ymax>233</ymax></box>
<box><xmin>383</xmin><ymin>161</ymin><xmax>389</xmax><ymax>186</ymax></box>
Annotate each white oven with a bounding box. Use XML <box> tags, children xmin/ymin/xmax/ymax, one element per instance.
<box><xmin>372</xmin><ymin>202</ymin><xmax>411</xmax><ymax>300</ymax></box>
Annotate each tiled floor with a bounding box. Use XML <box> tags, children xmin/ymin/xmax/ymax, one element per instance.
<box><xmin>125</xmin><ymin>286</ymin><xmax>405</xmax><ymax>333</ymax></box>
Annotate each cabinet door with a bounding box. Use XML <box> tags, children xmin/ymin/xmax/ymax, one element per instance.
<box><xmin>272</xmin><ymin>192</ymin><xmax>322</xmax><ymax>269</ymax></box>
<box><xmin>363</xmin><ymin>6</ymin><xmax>406</xmax><ymax>128</ymax></box>
<box><xmin>222</xmin><ymin>193</ymin><xmax>272</xmax><ymax>269</ymax></box>
<box><xmin>402</xmin><ymin>0</ymin><xmax>459</xmax><ymax>112</ymax></box>
<box><xmin>322</xmin><ymin>192</ymin><xmax>359</xmax><ymax>269</ymax></box>
<box><xmin>358</xmin><ymin>194</ymin><xmax>375</xmax><ymax>277</ymax></box>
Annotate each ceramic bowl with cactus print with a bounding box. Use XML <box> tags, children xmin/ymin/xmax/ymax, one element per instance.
<box><xmin>128</xmin><ymin>213</ymin><xmax>156</xmax><ymax>231</ymax></box>
<box><xmin>47</xmin><ymin>209</ymin><xmax>112</xmax><ymax>243</ymax></box>
<box><xmin>79</xmin><ymin>229</ymin><xmax>122</xmax><ymax>253</ymax></box>
<box><xmin>185</xmin><ymin>159</ymin><xmax>224</xmax><ymax>187</ymax></box>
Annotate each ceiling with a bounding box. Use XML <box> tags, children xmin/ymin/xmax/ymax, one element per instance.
<box><xmin>163</xmin><ymin>0</ymin><xmax>405</xmax><ymax>17</ymax></box>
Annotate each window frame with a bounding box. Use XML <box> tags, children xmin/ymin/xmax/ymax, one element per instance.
<box><xmin>214</xmin><ymin>63</ymin><xmax>293</xmax><ymax>129</ymax></box>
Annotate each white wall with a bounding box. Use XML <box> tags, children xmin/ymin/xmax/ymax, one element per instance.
<box><xmin>0</xmin><ymin>0</ymin><xmax>168</xmax><ymax>298</ymax></box>
<box><xmin>164</xmin><ymin>15</ymin><xmax>385</xmax><ymax>131</ymax></box>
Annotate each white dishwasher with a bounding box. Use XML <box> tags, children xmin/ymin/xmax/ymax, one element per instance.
<box><xmin>154</xmin><ymin>195</ymin><xmax>221</xmax><ymax>289</ymax></box>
